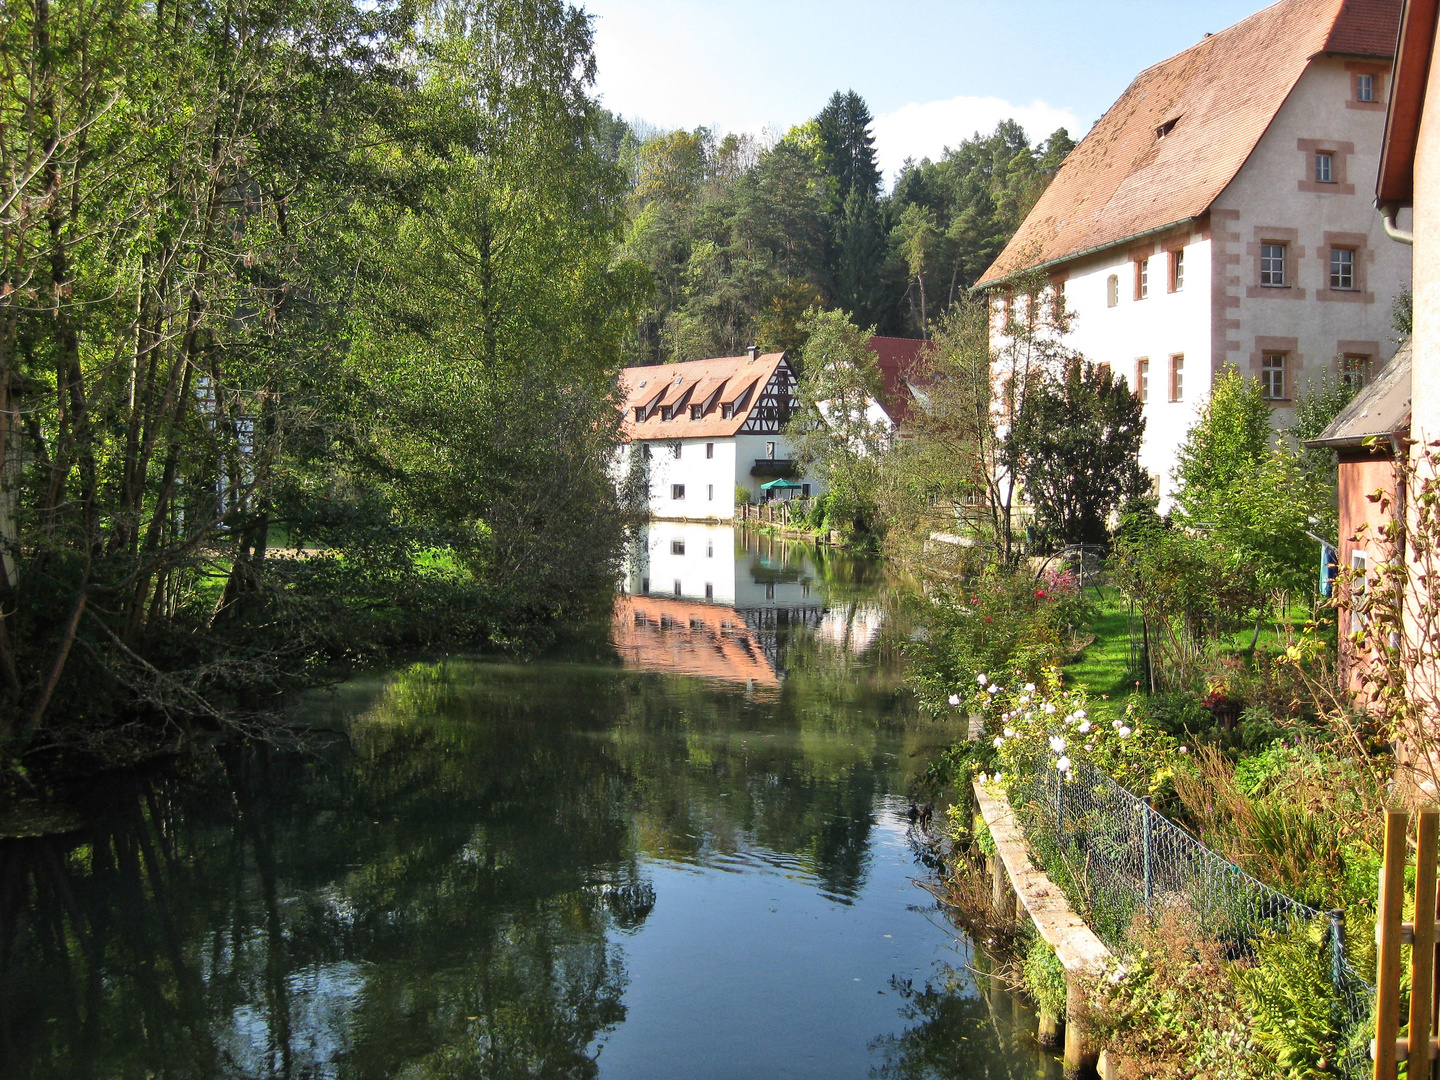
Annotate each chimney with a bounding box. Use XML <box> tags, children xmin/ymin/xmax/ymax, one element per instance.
<box><xmin>747</xmin><ymin>344</ymin><xmax>759</xmax><ymax>362</ymax></box>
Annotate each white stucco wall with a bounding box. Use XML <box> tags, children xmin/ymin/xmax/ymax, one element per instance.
<box><xmin>620</xmin><ymin>522</ymin><xmax>818</xmax><ymax>610</ymax></box>
<box><xmin>992</xmin><ymin>55</ymin><xmax>1411</xmax><ymax>508</ymax></box>
<box><xmin>1055</xmin><ymin>236</ymin><xmax>1214</xmax><ymax>500</ymax></box>
<box><xmin>1213</xmin><ymin>55</ymin><xmax>1410</xmax><ymax>429</ymax></box>
<box><xmin>617</xmin><ymin>431</ymin><xmax>821</xmax><ymax>521</ymax></box>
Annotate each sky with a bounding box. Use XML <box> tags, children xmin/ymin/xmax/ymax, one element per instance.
<box><xmin>586</xmin><ymin>0</ymin><xmax>1274</xmax><ymax>186</ymax></box>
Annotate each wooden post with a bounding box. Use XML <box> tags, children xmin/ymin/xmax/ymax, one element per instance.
<box><xmin>1063</xmin><ymin>971</ymin><xmax>1099</xmax><ymax>1078</ymax></box>
<box><xmin>1410</xmin><ymin>808</ymin><xmax>1439</xmax><ymax>1070</ymax></box>
<box><xmin>1038</xmin><ymin>1007</ymin><xmax>1062</xmax><ymax>1048</ymax></box>
<box><xmin>1374</xmin><ymin>809</ymin><xmax>1409</xmax><ymax>1080</ymax></box>
<box><xmin>991</xmin><ymin>856</ymin><xmax>1017</xmax><ymax>927</ymax></box>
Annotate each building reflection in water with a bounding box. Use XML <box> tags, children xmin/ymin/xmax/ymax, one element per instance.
<box><xmin>616</xmin><ymin>523</ymin><xmax>880</xmax><ymax>685</ymax></box>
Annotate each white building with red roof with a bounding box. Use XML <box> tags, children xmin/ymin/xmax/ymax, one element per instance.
<box><xmin>618</xmin><ymin>347</ymin><xmax>817</xmax><ymax>520</ymax></box>
<box><xmin>978</xmin><ymin>0</ymin><xmax>1410</xmax><ymax>504</ymax></box>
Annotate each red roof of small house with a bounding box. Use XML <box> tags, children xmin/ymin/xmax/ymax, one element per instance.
<box><xmin>619</xmin><ymin>352</ymin><xmax>787</xmax><ymax>440</ymax></box>
<box><xmin>977</xmin><ymin>0</ymin><xmax>1402</xmax><ymax>288</ymax></box>
<box><xmin>1378</xmin><ymin>0</ymin><xmax>1437</xmax><ymax>205</ymax></box>
<box><xmin>868</xmin><ymin>336</ymin><xmax>933</xmax><ymax>424</ymax></box>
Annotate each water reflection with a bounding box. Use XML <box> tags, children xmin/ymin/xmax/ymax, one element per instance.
<box><xmin>618</xmin><ymin>523</ymin><xmax>887</xmax><ymax>685</ymax></box>
<box><xmin>0</xmin><ymin>537</ymin><xmax>1059</xmax><ymax>1080</ymax></box>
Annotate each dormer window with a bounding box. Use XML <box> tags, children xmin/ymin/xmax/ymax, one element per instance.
<box><xmin>1155</xmin><ymin>117</ymin><xmax>1179</xmax><ymax>140</ymax></box>
<box><xmin>721</xmin><ymin>404</ymin><xmax>734</xmax><ymax>419</ymax></box>
<box><xmin>634</xmin><ymin>407</ymin><xmax>645</xmax><ymax>421</ymax></box>
<box><xmin>690</xmin><ymin>404</ymin><xmax>702</xmax><ymax>419</ymax></box>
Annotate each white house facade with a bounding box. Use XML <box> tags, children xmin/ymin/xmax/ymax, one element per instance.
<box><xmin>617</xmin><ymin>348</ymin><xmax>821</xmax><ymax>521</ymax></box>
<box><xmin>979</xmin><ymin>0</ymin><xmax>1410</xmax><ymax>505</ymax></box>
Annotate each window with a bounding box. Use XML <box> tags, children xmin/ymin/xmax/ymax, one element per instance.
<box><xmin>1097</xmin><ymin>362</ymin><xmax>1112</xmax><ymax>379</ymax></box>
<box><xmin>1342</xmin><ymin>354</ymin><xmax>1371</xmax><ymax>391</ymax></box>
<box><xmin>671</xmin><ymin>484</ymin><xmax>685</xmax><ymax>500</ymax></box>
<box><xmin>690</xmin><ymin>404</ymin><xmax>702</xmax><ymax>419</ymax></box>
<box><xmin>1315</xmin><ymin>152</ymin><xmax>1334</xmax><ymax>184</ymax></box>
<box><xmin>1156</xmin><ymin>117</ymin><xmax>1179</xmax><ymax>139</ymax></box>
<box><xmin>802</xmin><ymin>583</ymin><xmax>811</xmax><ymax>598</ymax></box>
<box><xmin>1136</xmin><ymin>358</ymin><xmax>1150</xmax><ymax>403</ymax></box>
<box><xmin>1136</xmin><ymin>258</ymin><xmax>1149</xmax><ymax>299</ymax></box>
<box><xmin>766</xmin><ymin>441</ymin><xmax>776</xmax><ymax>459</ymax></box>
<box><xmin>641</xmin><ymin>577</ymin><xmax>649</xmax><ymax>593</ymax></box>
<box><xmin>1261</xmin><ymin>353</ymin><xmax>1287</xmax><ymax>400</ymax></box>
<box><xmin>672</xmin><ymin>443</ymin><xmax>682</xmax><ymax>459</ymax></box>
<box><xmin>673</xmin><ymin>580</ymin><xmax>682</xmax><ymax>596</ymax></box>
<box><xmin>706</xmin><ymin>541</ymin><xmax>713</xmax><ymax>558</ymax></box>
<box><xmin>764</xmin><ymin>582</ymin><xmax>775</xmax><ymax>600</ymax></box>
<box><xmin>721</xmin><ymin>404</ymin><xmax>734</xmax><ymax>419</ymax></box>
<box><xmin>705</xmin><ymin>583</ymin><xmax>713</xmax><ymax>600</ymax></box>
<box><xmin>1330</xmin><ymin>248</ymin><xmax>1355</xmax><ymax>290</ymax></box>
<box><xmin>1356</xmin><ymin>73</ymin><xmax>1374</xmax><ymax>102</ymax></box>
<box><xmin>802</xmin><ymin>483</ymin><xmax>811</xmax><ymax>496</ymax></box>
<box><xmin>1351</xmin><ymin>552</ymin><xmax>1369</xmax><ymax>628</ymax></box>
<box><xmin>705</xmin><ymin>442</ymin><xmax>714</xmax><ymax>459</ymax></box>
<box><xmin>1260</xmin><ymin>243</ymin><xmax>1286</xmax><ymax>286</ymax></box>
<box><xmin>671</xmin><ymin>539</ymin><xmax>685</xmax><ymax>555</ymax></box>
<box><xmin>1169</xmin><ymin>355</ymin><xmax>1185</xmax><ymax>402</ymax></box>
<box><xmin>1106</xmin><ymin>275</ymin><xmax>1119</xmax><ymax>307</ymax></box>
<box><xmin>1170</xmin><ymin>249</ymin><xmax>1185</xmax><ymax>292</ymax></box>
<box><xmin>707</xmin><ymin>484</ymin><xmax>714</xmax><ymax>501</ymax></box>
<box><xmin>634</xmin><ymin>407</ymin><xmax>645</xmax><ymax>421</ymax></box>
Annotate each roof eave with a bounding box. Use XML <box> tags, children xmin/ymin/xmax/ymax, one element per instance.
<box><xmin>1378</xmin><ymin>0</ymin><xmax>1438</xmax><ymax>204</ymax></box>
<box><xmin>972</xmin><ymin>216</ymin><xmax>1199</xmax><ymax>292</ymax></box>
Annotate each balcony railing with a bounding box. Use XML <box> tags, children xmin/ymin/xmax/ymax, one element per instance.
<box><xmin>750</xmin><ymin>458</ymin><xmax>798</xmax><ymax>478</ymax></box>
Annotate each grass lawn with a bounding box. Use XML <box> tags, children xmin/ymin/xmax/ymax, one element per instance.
<box><xmin>1064</xmin><ymin>585</ymin><xmax>1139</xmax><ymax>716</ymax></box>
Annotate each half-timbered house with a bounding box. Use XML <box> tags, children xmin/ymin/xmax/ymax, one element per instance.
<box><xmin>617</xmin><ymin>347</ymin><xmax>820</xmax><ymax>521</ymax></box>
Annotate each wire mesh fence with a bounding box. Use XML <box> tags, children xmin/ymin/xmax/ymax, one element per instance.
<box><xmin>1010</xmin><ymin>754</ymin><xmax>1376</xmax><ymax>1079</ymax></box>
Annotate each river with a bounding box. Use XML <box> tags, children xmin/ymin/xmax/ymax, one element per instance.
<box><xmin>0</xmin><ymin>524</ymin><xmax>1060</xmax><ymax>1080</ymax></box>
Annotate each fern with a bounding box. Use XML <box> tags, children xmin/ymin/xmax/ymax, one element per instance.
<box><xmin>1231</xmin><ymin>921</ymin><xmax>1342</xmax><ymax>1079</ymax></box>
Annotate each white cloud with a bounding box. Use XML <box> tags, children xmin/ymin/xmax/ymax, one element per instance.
<box><xmin>872</xmin><ymin>97</ymin><xmax>1085</xmax><ymax>189</ymax></box>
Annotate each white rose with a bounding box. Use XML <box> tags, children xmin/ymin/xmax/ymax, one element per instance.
<box><xmin>1074</xmin><ymin>709</ymin><xmax>1087</xmax><ymax>720</ymax></box>
<box><xmin>1057</xmin><ymin>756</ymin><xmax>1072</xmax><ymax>772</ymax></box>
<box><xmin>977</xmin><ymin>673</ymin><xmax>988</xmax><ymax>685</ymax></box>
<box><xmin>1118</xmin><ymin>726</ymin><xmax>1132</xmax><ymax>739</ymax></box>
<box><xmin>1043</xmin><ymin>702</ymin><xmax>1057</xmax><ymax>714</ymax></box>
<box><xmin>988</xmin><ymin>684</ymin><xmax>1001</xmax><ymax>695</ymax></box>
<box><xmin>1003</xmin><ymin>727</ymin><xmax>1016</xmax><ymax>738</ymax></box>
<box><xmin>994</xmin><ymin>736</ymin><xmax>1005</xmax><ymax>748</ymax></box>
<box><xmin>948</xmin><ymin>694</ymin><xmax>961</xmax><ymax>706</ymax></box>
<box><xmin>1078</xmin><ymin>720</ymin><xmax>1092</xmax><ymax>733</ymax></box>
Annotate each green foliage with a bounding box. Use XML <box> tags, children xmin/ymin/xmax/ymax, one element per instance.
<box><xmin>1174</xmin><ymin>369</ymin><xmax>1275</xmax><ymax>505</ymax></box>
<box><xmin>0</xmin><ymin>0</ymin><xmax>646</xmax><ymax>749</ymax></box>
<box><xmin>1172</xmin><ymin>370</ymin><xmax>1329</xmax><ymax>600</ymax></box>
<box><xmin>1393</xmin><ymin>287</ymin><xmax>1413</xmax><ymax>336</ymax></box>
<box><xmin>1289</xmin><ymin>373</ymin><xmax>1359</xmax><ymax>497</ymax></box>
<box><xmin>1232</xmin><ymin>921</ymin><xmax>1347</xmax><ymax>1079</ymax></box>
<box><xmin>789</xmin><ymin>309</ymin><xmax>890</xmax><ymax>539</ymax></box>
<box><xmin>1021</xmin><ymin>936</ymin><xmax>1068</xmax><ymax>1019</ymax></box>
<box><xmin>907</xmin><ymin>564</ymin><xmax>1095</xmax><ymax>714</ymax></box>
<box><xmin>619</xmin><ymin>110</ymin><xmax>1074</xmax><ymax>356</ymax></box>
<box><xmin>1017</xmin><ymin>360</ymin><xmax>1149</xmax><ymax>546</ymax></box>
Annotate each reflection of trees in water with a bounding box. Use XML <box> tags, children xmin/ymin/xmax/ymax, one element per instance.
<box><xmin>869</xmin><ymin>968</ymin><xmax>1062</xmax><ymax>1080</ymax></box>
<box><xmin>0</xmin><ymin>663</ymin><xmax>654</xmax><ymax>1079</ymax></box>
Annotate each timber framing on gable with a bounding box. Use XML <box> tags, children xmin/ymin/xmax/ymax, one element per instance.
<box><xmin>738</xmin><ymin>360</ymin><xmax>796</xmax><ymax>434</ymax></box>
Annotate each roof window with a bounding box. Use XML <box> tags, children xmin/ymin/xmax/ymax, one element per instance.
<box><xmin>1155</xmin><ymin>117</ymin><xmax>1179</xmax><ymax>140</ymax></box>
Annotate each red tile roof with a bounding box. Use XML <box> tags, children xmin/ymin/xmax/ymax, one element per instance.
<box><xmin>868</xmin><ymin>336</ymin><xmax>933</xmax><ymax>424</ymax></box>
<box><xmin>611</xmin><ymin>595</ymin><xmax>780</xmax><ymax>689</ymax></box>
<box><xmin>977</xmin><ymin>0</ymin><xmax>1401</xmax><ymax>288</ymax></box>
<box><xmin>619</xmin><ymin>352</ymin><xmax>787</xmax><ymax>440</ymax></box>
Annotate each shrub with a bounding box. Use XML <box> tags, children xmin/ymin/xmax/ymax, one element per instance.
<box><xmin>908</xmin><ymin>563</ymin><xmax>1096</xmax><ymax>715</ymax></box>
<box><xmin>1021</xmin><ymin>936</ymin><xmax>1068</xmax><ymax>1019</ymax></box>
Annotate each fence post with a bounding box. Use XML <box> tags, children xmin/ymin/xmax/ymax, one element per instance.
<box><xmin>1328</xmin><ymin>908</ymin><xmax>1345</xmax><ymax>996</ymax></box>
<box><xmin>1408</xmin><ymin>808</ymin><xmax>1439</xmax><ymax>1069</ymax></box>
<box><xmin>1142</xmin><ymin>798</ymin><xmax>1153</xmax><ymax>922</ymax></box>
<box><xmin>1373</xmin><ymin>809</ymin><xmax>1408</xmax><ymax>1080</ymax></box>
<box><xmin>1055</xmin><ymin>766</ymin><xmax>1065</xmax><ymax>840</ymax></box>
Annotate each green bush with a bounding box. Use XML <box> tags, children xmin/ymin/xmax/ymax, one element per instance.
<box><xmin>1021</xmin><ymin>936</ymin><xmax>1068</xmax><ymax>1019</ymax></box>
<box><xmin>908</xmin><ymin>562</ymin><xmax>1096</xmax><ymax>715</ymax></box>
<box><xmin>1232</xmin><ymin>921</ymin><xmax>1347</xmax><ymax>1080</ymax></box>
